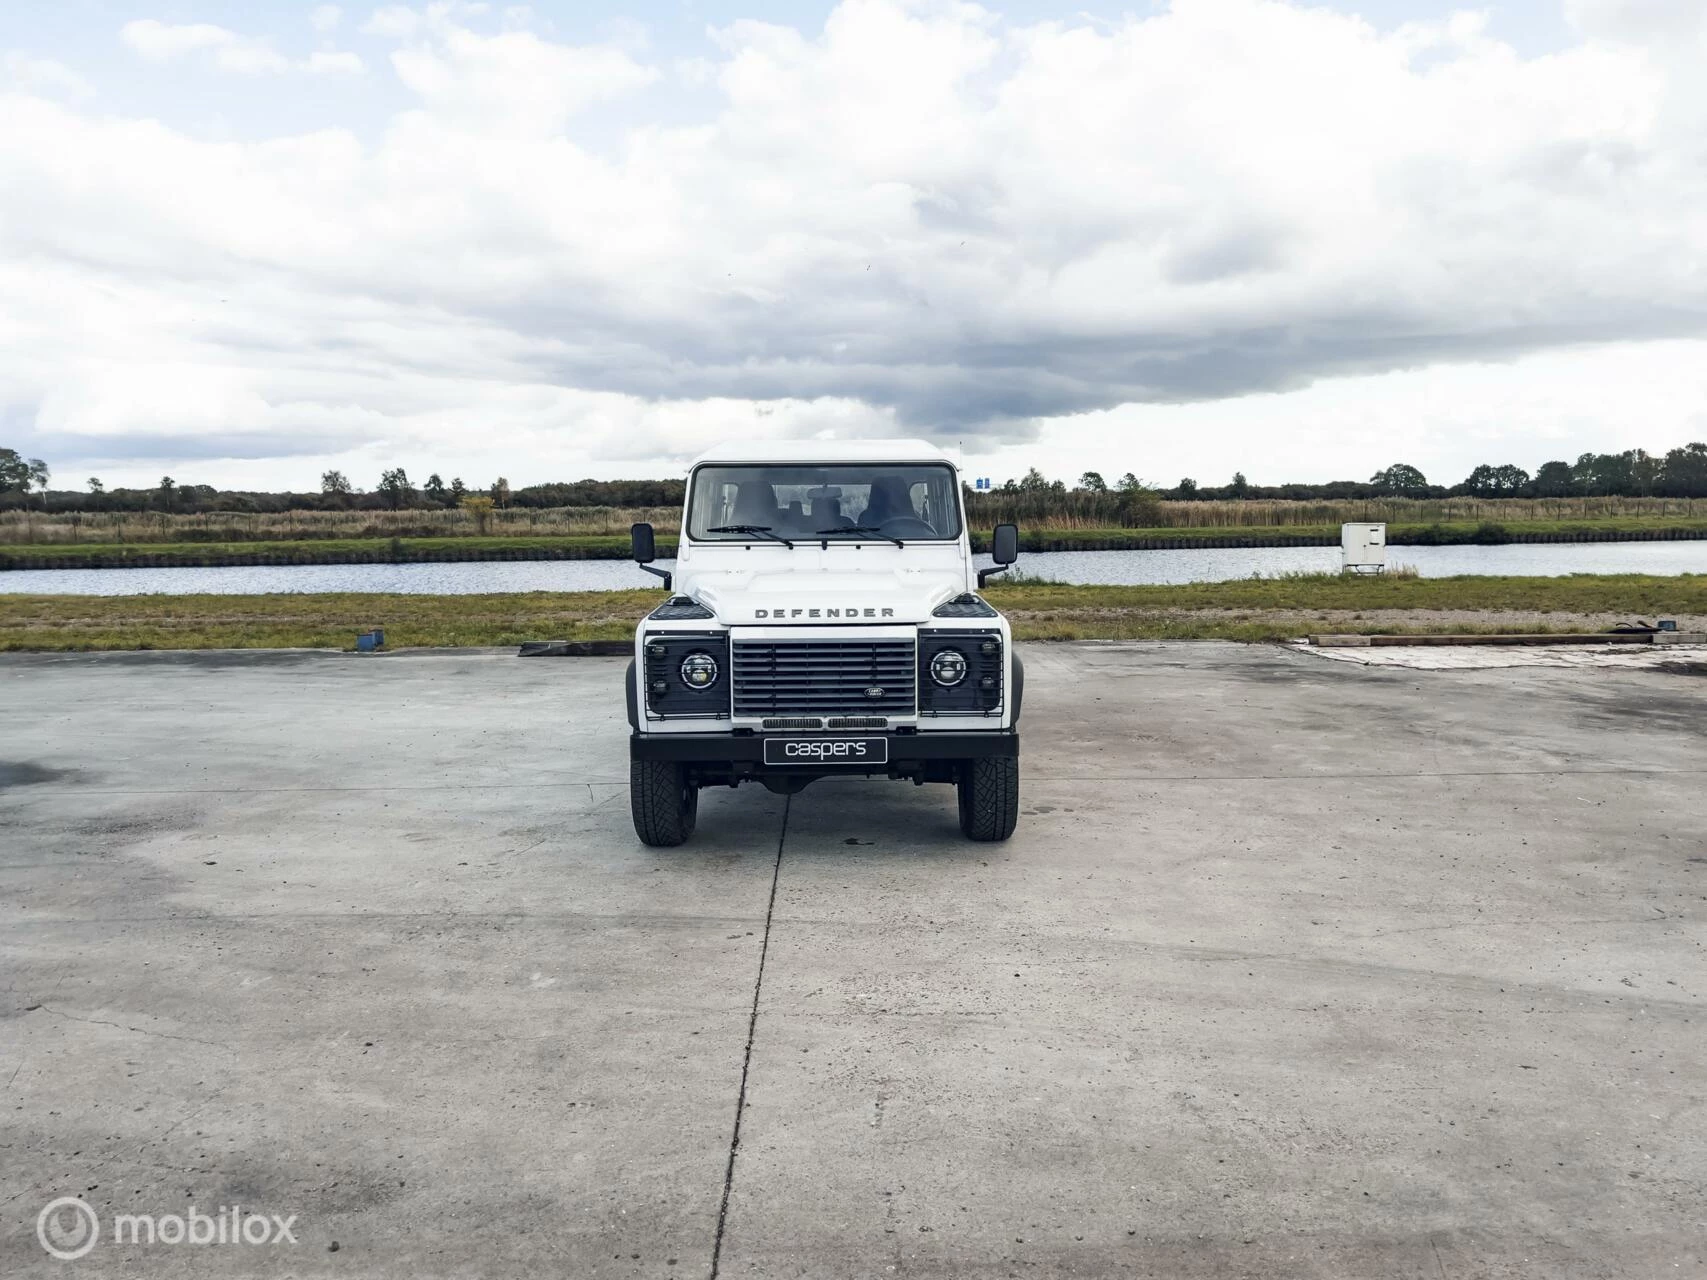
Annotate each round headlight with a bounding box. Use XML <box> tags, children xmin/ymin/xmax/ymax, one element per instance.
<box><xmin>929</xmin><ymin>647</ymin><xmax>968</xmax><ymax>687</ymax></box>
<box><xmin>679</xmin><ymin>651</ymin><xmax>719</xmax><ymax>689</ymax></box>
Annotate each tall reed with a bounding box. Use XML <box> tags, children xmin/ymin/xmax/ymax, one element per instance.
<box><xmin>3</xmin><ymin>495</ymin><xmax>1705</xmax><ymax>545</ymax></box>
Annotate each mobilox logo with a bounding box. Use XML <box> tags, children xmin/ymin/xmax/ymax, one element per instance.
<box><xmin>36</xmin><ymin>1198</ymin><xmax>98</xmax><ymax>1261</ymax></box>
<box><xmin>36</xmin><ymin>1196</ymin><xmax>298</xmax><ymax>1260</ymax></box>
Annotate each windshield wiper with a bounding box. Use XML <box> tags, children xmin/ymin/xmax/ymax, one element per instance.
<box><xmin>816</xmin><ymin>524</ymin><xmax>904</xmax><ymax>547</ymax></box>
<box><xmin>708</xmin><ymin>524</ymin><xmax>795</xmax><ymax>548</ymax></box>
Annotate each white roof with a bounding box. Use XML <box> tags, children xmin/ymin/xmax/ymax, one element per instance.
<box><xmin>689</xmin><ymin>438</ymin><xmax>955</xmax><ymax>467</ymax></box>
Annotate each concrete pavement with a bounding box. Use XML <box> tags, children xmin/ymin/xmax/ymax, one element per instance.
<box><xmin>2</xmin><ymin>643</ymin><xmax>1703</xmax><ymax>1277</ymax></box>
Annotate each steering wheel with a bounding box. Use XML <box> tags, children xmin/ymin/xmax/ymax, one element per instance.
<box><xmin>881</xmin><ymin>517</ymin><xmax>937</xmax><ymax>537</ymax></box>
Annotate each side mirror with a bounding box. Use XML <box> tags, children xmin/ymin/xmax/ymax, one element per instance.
<box><xmin>630</xmin><ymin>522</ymin><xmax>671</xmax><ymax>589</ymax></box>
<box><xmin>978</xmin><ymin>523</ymin><xmax>1019</xmax><ymax>588</ymax></box>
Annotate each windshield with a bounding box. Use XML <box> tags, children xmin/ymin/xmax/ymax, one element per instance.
<box><xmin>686</xmin><ymin>463</ymin><xmax>963</xmax><ymax>541</ymax></box>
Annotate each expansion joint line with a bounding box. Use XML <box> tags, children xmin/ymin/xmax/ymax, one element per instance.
<box><xmin>709</xmin><ymin>795</ymin><xmax>789</xmax><ymax>1279</ymax></box>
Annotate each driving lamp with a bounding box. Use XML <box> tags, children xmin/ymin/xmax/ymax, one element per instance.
<box><xmin>929</xmin><ymin>648</ymin><xmax>968</xmax><ymax>687</ymax></box>
<box><xmin>679</xmin><ymin>651</ymin><xmax>719</xmax><ymax>689</ymax></box>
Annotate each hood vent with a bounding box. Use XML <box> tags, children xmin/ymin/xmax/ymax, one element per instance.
<box><xmin>649</xmin><ymin>596</ymin><xmax>715</xmax><ymax>621</ymax></box>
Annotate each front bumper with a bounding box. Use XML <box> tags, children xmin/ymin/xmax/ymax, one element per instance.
<box><xmin>631</xmin><ymin>729</ymin><xmax>1017</xmax><ymax>783</ymax></box>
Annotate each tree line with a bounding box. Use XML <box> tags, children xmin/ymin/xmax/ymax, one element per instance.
<box><xmin>0</xmin><ymin>454</ymin><xmax>686</xmax><ymax>515</ymax></box>
<box><xmin>1028</xmin><ymin>444</ymin><xmax>1707</xmax><ymax>501</ymax></box>
<box><xmin>3</xmin><ymin>443</ymin><xmax>1704</xmax><ymax>516</ymax></box>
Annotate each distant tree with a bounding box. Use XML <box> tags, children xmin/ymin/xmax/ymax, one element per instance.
<box><xmin>1115</xmin><ymin>480</ymin><xmax>1162</xmax><ymax>528</ymax></box>
<box><xmin>449</xmin><ymin>477</ymin><xmax>467</xmax><ymax>502</ymax></box>
<box><xmin>424</xmin><ymin>472</ymin><xmax>447</xmax><ymax>502</ymax></box>
<box><xmin>0</xmin><ymin>449</ymin><xmax>50</xmax><ymax>501</ymax></box>
<box><xmin>489</xmin><ymin>476</ymin><xmax>511</xmax><ymax>508</ymax></box>
<box><xmin>156</xmin><ymin>476</ymin><xmax>177</xmax><ymax>511</ymax></box>
<box><xmin>1532</xmin><ymin>460</ymin><xmax>1574</xmax><ymax>497</ymax></box>
<box><xmin>1658</xmin><ymin>442</ymin><xmax>1707</xmax><ymax>497</ymax></box>
<box><xmin>321</xmin><ymin>469</ymin><xmax>352</xmax><ymax>495</ymax></box>
<box><xmin>1463</xmin><ymin>463</ymin><xmax>1530</xmax><ymax>496</ymax></box>
<box><xmin>1229</xmin><ymin>471</ymin><xmax>1249</xmax><ymax>498</ymax></box>
<box><xmin>1573</xmin><ymin>451</ymin><xmax>1632</xmax><ymax>496</ymax></box>
<box><xmin>1175</xmin><ymin>477</ymin><xmax>1199</xmax><ymax>498</ymax></box>
<box><xmin>0</xmin><ymin>448</ymin><xmax>25</xmax><ymax>492</ymax></box>
<box><xmin>1077</xmin><ymin>470</ymin><xmax>1108</xmax><ymax>493</ymax></box>
<box><xmin>1629</xmin><ymin>448</ymin><xmax>1662</xmax><ymax>495</ymax></box>
<box><xmin>377</xmin><ymin>468</ymin><xmax>414</xmax><ymax>510</ymax></box>
<box><xmin>1017</xmin><ymin>467</ymin><xmax>1050</xmax><ymax>493</ymax></box>
<box><xmin>87</xmin><ymin>477</ymin><xmax>104</xmax><ymax>494</ymax></box>
<box><xmin>460</xmin><ymin>493</ymin><xmax>495</xmax><ymax>534</ymax></box>
<box><xmin>1369</xmin><ymin>463</ymin><xmax>1428</xmax><ymax>496</ymax></box>
<box><xmin>1115</xmin><ymin>472</ymin><xmax>1145</xmax><ymax>493</ymax></box>
<box><xmin>1494</xmin><ymin>463</ymin><xmax>1531</xmax><ymax>495</ymax></box>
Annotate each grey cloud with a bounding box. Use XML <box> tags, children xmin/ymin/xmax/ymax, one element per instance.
<box><xmin>6</xmin><ymin>0</ymin><xmax>1707</xmax><ymax>476</ymax></box>
<box><xmin>20</xmin><ymin>430</ymin><xmax>372</xmax><ymax>466</ymax></box>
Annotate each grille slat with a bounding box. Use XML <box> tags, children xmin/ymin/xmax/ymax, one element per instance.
<box><xmin>734</xmin><ymin>639</ymin><xmax>916</xmax><ymax>716</ymax></box>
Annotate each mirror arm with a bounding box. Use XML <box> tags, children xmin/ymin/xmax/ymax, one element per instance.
<box><xmin>976</xmin><ymin>563</ymin><xmax>1009</xmax><ymax>589</ymax></box>
<box><xmin>639</xmin><ymin>563</ymin><xmax>672</xmax><ymax>590</ymax></box>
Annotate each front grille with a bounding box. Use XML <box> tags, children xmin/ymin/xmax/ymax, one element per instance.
<box><xmin>762</xmin><ymin>716</ymin><xmax>823</xmax><ymax>730</ymax></box>
<box><xmin>827</xmin><ymin>716</ymin><xmax>888</xmax><ymax>729</ymax></box>
<box><xmin>733</xmin><ymin>640</ymin><xmax>916</xmax><ymax>716</ymax></box>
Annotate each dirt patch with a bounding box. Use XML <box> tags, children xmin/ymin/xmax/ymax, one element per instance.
<box><xmin>1006</xmin><ymin>607</ymin><xmax>1707</xmax><ymax>632</ymax></box>
<box><xmin>0</xmin><ymin>761</ymin><xmax>73</xmax><ymax>789</ymax></box>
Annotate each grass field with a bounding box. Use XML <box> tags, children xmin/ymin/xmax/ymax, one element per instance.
<box><xmin>6</xmin><ymin>515</ymin><xmax>1707</xmax><ymax>569</ymax></box>
<box><xmin>3</xmin><ymin>574</ymin><xmax>1701</xmax><ymax>651</ymax></box>
<box><xmin>0</xmin><ymin>534</ymin><xmax>645</xmax><ymax>567</ymax></box>
<box><xmin>0</xmin><ymin>505</ymin><xmax>676</xmax><ymax>545</ymax></box>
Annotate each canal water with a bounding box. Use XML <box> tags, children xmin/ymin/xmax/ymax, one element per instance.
<box><xmin>3</xmin><ymin>540</ymin><xmax>1703</xmax><ymax>595</ymax></box>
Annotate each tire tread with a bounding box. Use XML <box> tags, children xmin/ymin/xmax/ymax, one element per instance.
<box><xmin>631</xmin><ymin>758</ymin><xmax>696</xmax><ymax>846</ymax></box>
<box><xmin>958</xmin><ymin>756</ymin><xmax>1019</xmax><ymax>841</ymax></box>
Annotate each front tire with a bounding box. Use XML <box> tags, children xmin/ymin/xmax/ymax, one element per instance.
<box><xmin>957</xmin><ymin>756</ymin><xmax>1019</xmax><ymax>842</ymax></box>
<box><xmin>631</xmin><ymin>759</ymin><xmax>698</xmax><ymax>847</ymax></box>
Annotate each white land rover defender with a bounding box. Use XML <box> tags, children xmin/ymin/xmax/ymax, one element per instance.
<box><xmin>625</xmin><ymin>440</ymin><xmax>1023</xmax><ymax>847</ymax></box>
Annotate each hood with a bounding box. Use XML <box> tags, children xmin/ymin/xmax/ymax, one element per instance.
<box><xmin>688</xmin><ymin>565</ymin><xmax>966</xmax><ymax>625</ymax></box>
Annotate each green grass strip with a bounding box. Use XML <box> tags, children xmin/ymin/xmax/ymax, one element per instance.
<box><xmin>1</xmin><ymin>574</ymin><xmax>1700</xmax><ymax>651</ymax></box>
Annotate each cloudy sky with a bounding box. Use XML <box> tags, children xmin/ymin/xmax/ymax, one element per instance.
<box><xmin>2</xmin><ymin>0</ymin><xmax>1704</xmax><ymax>493</ymax></box>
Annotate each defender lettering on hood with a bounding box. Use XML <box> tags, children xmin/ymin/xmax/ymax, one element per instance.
<box><xmin>754</xmin><ymin>607</ymin><xmax>896</xmax><ymax>619</ymax></box>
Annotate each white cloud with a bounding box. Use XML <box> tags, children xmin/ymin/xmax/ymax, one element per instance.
<box><xmin>120</xmin><ymin>20</ymin><xmax>292</xmax><ymax>73</ymax></box>
<box><xmin>118</xmin><ymin>18</ymin><xmax>362</xmax><ymax>76</ymax></box>
<box><xmin>9</xmin><ymin>1</ymin><xmax>1707</xmax><ymax>486</ymax></box>
<box><xmin>1565</xmin><ymin>0</ymin><xmax>1707</xmax><ymax>44</ymax></box>
<box><xmin>362</xmin><ymin>6</ymin><xmax>423</xmax><ymax>39</ymax></box>
<box><xmin>1</xmin><ymin>52</ymin><xmax>95</xmax><ymax>100</ymax></box>
<box><xmin>986</xmin><ymin>340</ymin><xmax>1707</xmax><ymax>491</ymax></box>
<box><xmin>310</xmin><ymin>5</ymin><xmax>344</xmax><ymax>34</ymax></box>
<box><xmin>119</xmin><ymin>20</ymin><xmax>236</xmax><ymax>61</ymax></box>
<box><xmin>387</xmin><ymin>15</ymin><xmax>656</xmax><ymax>134</ymax></box>
<box><xmin>304</xmin><ymin>50</ymin><xmax>365</xmax><ymax>75</ymax></box>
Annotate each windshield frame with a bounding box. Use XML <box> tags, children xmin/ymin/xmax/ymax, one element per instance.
<box><xmin>684</xmin><ymin>462</ymin><xmax>965</xmax><ymax>544</ymax></box>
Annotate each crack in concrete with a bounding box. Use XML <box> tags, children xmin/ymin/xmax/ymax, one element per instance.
<box><xmin>29</xmin><ymin>1004</ymin><xmax>229</xmax><ymax>1049</ymax></box>
<box><xmin>709</xmin><ymin>796</ymin><xmax>789</xmax><ymax>1280</ymax></box>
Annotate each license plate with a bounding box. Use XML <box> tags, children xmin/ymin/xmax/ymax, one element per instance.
<box><xmin>763</xmin><ymin>737</ymin><xmax>888</xmax><ymax>766</ymax></box>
